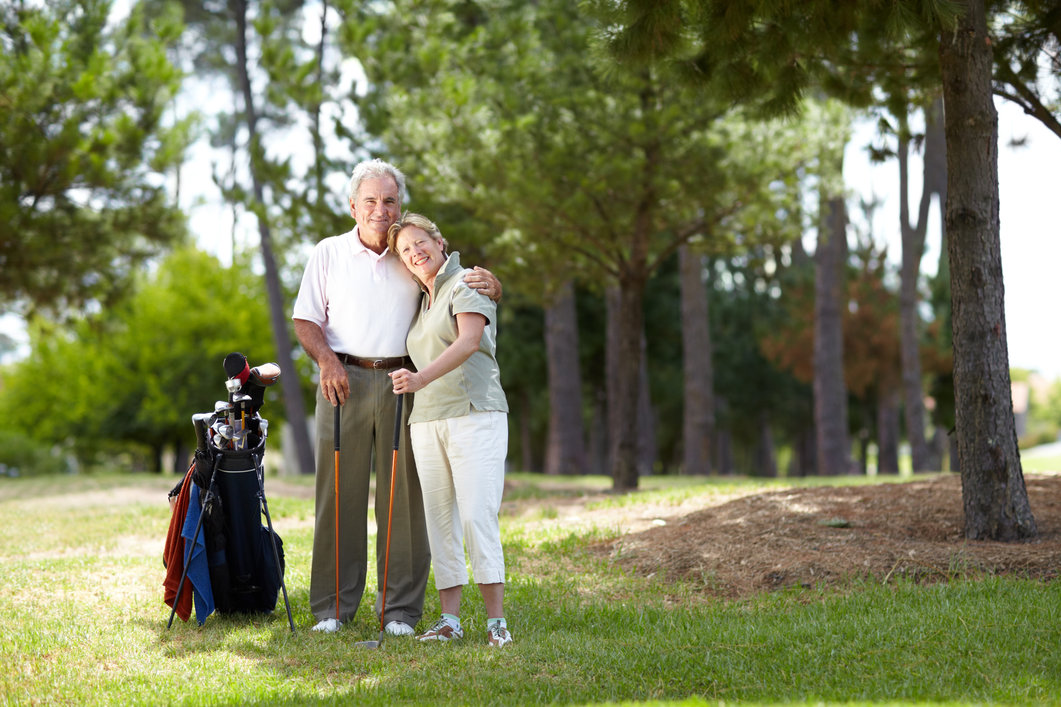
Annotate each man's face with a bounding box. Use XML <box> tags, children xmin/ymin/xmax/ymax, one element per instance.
<box><xmin>350</xmin><ymin>176</ymin><xmax>400</xmax><ymax>242</ymax></box>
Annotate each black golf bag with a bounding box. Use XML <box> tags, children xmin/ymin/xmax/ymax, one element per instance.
<box><xmin>199</xmin><ymin>440</ymin><xmax>286</xmax><ymax>615</ymax></box>
<box><xmin>165</xmin><ymin>354</ymin><xmax>294</xmax><ymax>631</ymax></box>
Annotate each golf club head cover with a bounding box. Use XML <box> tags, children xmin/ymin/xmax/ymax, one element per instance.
<box><xmin>245</xmin><ymin>362</ymin><xmax>280</xmax><ymax>412</ymax></box>
<box><xmin>192</xmin><ymin>447</ymin><xmax>216</xmax><ymax>488</ymax></box>
<box><xmin>223</xmin><ymin>352</ymin><xmax>250</xmax><ymax>386</ymax></box>
<box><xmin>249</xmin><ymin>362</ymin><xmax>280</xmax><ymax>386</ymax></box>
<box><xmin>192</xmin><ymin>413</ymin><xmax>212</xmax><ymax>453</ymax></box>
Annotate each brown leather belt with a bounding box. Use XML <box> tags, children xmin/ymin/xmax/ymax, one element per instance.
<box><xmin>336</xmin><ymin>353</ymin><xmax>411</xmax><ymax>370</ymax></box>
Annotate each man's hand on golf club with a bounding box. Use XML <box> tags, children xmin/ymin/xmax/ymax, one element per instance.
<box><xmin>320</xmin><ymin>356</ymin><xmax>350</xmax><ymax>406</ymax></box>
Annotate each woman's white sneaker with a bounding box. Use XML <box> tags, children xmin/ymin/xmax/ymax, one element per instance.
<box><xmin>486</xmin><ymin>623</ymin><xmax>512</xmax><ymax>647</ymax></box>
<box><xmin>417</xmin><ymin>617</ymin><xmax>463</xmax><ymax>642</ymax></box>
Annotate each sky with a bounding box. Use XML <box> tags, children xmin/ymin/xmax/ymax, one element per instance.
<box><xmin>843</xmin><ymin>98</ymin><xmax>1061</xmax><ymax>381</ymax></box>
<box><xmin>4</xmin><ymin>97</ymin><xmax>1061</xmax><ymax>379</ymax></box>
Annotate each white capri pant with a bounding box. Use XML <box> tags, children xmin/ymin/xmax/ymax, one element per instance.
<box><xmin>409</xmin><ymin>411</ymin><xmax>508</xmax><ymax>589</ymax></box>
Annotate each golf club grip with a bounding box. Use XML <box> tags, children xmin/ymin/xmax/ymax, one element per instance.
<box><xmin>192</xmin><ymin>415</ymin><xmax>209</xmax><ymax>452</ymax></box>
<box><xmin>392</xmin><ymin>394</ymin><xmax>403</xmax><ymax>450</ymax></box>
<box><xmin>334</xmin><ymin>404</ymin><xmax>341</xmax><ymax>451</ymax></box>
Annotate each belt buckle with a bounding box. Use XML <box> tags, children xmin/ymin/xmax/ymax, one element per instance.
<box><xmin>371</xmin><ymin>359</ymin><xmax>386</xmax><ymax>369</ymax></box>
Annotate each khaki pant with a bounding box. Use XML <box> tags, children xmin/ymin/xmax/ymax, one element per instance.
<box><xmin>309</xmin><ymin>364</ymin><xmax>430</xmax><ymax>627</ymax></box>
<box><xmin>411</xmin><ymin>411</ymin><xmax>508</xmax><ymax>589</ymax></box>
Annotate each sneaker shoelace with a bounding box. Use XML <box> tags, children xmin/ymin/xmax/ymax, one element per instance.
<box><xmin>430</xmin><ymin>617</ymin><xmax>455</xmax><ymax>635</ymax></box>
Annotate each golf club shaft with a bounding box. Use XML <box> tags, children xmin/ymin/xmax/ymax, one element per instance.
<box><xmin>379</xmin><ymin>393</ymin><xmax>403</xmax><ymax>635</ymax></box>
<box><xmin>334</xmin><ymin>402</ymin><xmax>341</xmax><ymax>622</ymax></box>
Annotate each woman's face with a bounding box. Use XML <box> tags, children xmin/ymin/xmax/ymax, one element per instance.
<box><xmin>396</xmin><ymin>226</ymin><xmax>446</xmax><ymax>282</ymax></box>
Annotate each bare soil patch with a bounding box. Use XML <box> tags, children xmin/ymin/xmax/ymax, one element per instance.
<box><xmin>586</xmin><ymin>473</ymin><xmax>1061</xmax><ymax>598</ymax></box>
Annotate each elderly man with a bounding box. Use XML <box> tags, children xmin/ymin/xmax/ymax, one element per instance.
<box><xmin>292</xmin><ymin>158</ymin><xmax>501</xmax><ymax>634</ymax></box>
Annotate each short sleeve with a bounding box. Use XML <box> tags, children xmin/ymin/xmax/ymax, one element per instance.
<box><xmin>449</xmin><ymin>271</ymin><xmax>495</xmax><ymax>325</ymax></box>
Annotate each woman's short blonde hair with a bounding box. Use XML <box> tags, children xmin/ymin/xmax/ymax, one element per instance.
<box><xmin>387</xmin><ymin>212</ymin><xmax>448</xmax><ymax>255</ymax></box>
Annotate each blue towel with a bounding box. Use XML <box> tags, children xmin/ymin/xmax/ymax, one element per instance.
<box><xmin>182</xmin><ymin>483</ymin><xmax>216</xmax><ymax>625</ymax></box>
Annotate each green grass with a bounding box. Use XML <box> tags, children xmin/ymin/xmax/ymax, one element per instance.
<box><xmin>1</xmin><ymin>472</ymin><xmax>1058</xmax><ymax>705</ymax></box>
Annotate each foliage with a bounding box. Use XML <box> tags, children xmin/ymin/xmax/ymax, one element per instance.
<box><xmin>0</xmin><ymin>0</ymin><xmax>193</xmax><ymax>318</ymax></box>
<box><xmin>0</xmin><ymin>430</ymin><xmax>66</xmax><ymax>476</ymax></box>
<box><xmin>0</xmin><ymin>247</ymin><xmax>276</xmax><ymax>470</ymax></box>
<box><xmin>761</xmin><ymin>239</ymin><xmax>901</xmax><ymax>411</ymax></box>
<box><xmin>710</xmin><ymin>254</ymin><xmax>814</xmax><ymax>473</ymax></box>
<box><xmin>992</xmin><ymin>0</ymin><xmax>1061</xmax><ymax>139</ymax></box>
<box><xmin>602</xmin><ymin>0</ymin><xmax>960</xmax><ymax>116</ymax></box>
<box><xmin>341</xmin><ymin>0</ymin><xmax>818</xmax><ymax>488</ymax></box>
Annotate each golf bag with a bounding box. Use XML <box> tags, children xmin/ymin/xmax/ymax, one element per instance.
<box><xmin>164</xmin><ymin>354</ymin><xmax>294</xmax><ymax>631</ymax></box>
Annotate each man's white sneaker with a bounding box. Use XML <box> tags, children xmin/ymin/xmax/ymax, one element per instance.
<box><xmin>384</xmin><ymin>620</ymin><xmax>415</xmax><ymax>636</ymax></box>
<box><xmin>311</xmin><ymin>618</ymin><xmax>342</xmax><ymax>633</ymax></box>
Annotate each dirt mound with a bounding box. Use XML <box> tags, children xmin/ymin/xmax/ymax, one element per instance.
<box><xmin>592</xmin><ymin>473</ymin><xmax>1061</xmax><ymax>598</ymax></box>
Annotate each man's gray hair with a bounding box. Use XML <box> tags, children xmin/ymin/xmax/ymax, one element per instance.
<box><xmin>347</xmin><ymin>158</ymin><xmax>407</xmax><ymax>203</ymax></box>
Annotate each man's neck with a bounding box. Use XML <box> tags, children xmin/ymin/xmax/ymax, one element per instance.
<box><xmin>357</xmin><ymin>227</ymin><xmax>388</xmax><ymax>255</ymax></box>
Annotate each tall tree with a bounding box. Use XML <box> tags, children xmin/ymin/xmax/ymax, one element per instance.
<box><xmin>815</xmin><ymin>191</ymin><xmax>853</xmax><ymax>476</ymax></box>
<box><xmin>896</xmin><ymin>97</ymin><xmax>947</xmax><ymax>472</ymax></box>
<box><xmin>940</xmin><ymin>0</ymin><xmax>1035</xmax><ymax>538</ymax></box>
<box><xmin>543</xmin><ymin>281</ymin><xmax>587</xmax><ymax>475</ymax></box>
<box><xmin>227</xmin><ymin>0</ymin><xmax>314</xmax><ymax>476</ymax></box>
<box><xmin>160</xmin><ymin>0</ymin><xmax>323</xmax><ymax>475</ymax></box>
<box><xmin>678</xmin><ymin>245</ymin><xmax>713</xmax><ymax>475</ymax></box>
<box><xmin>0</xmin><ymin>0</ymin><xmax>191</xmax><ymax>317</ymax></box>
<box><xmin>608</xmin><ymin>0</ymin><xmax>1036</xmax><ymax>538</ymax></box>
<box><xmin>813</xmin><ymin>102</ymin><xmax>855</xmax><ymax>476</ymax></box>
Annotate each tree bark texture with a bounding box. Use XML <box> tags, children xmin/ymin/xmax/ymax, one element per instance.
<box><xmin>637</xmin><ymin>332</ymin><xmax>657</xmax><ymax>476</ymax></box>
<box><xmin>876</xmin><ymin>386</ymin><xmax>901</xmax><ymax>474</ymax></box>
<box><xmin>814</xmin><ymin>195</ymin><xmax>853</xmax><ymax>475</ymax></box>
<box><xmin>939</xmin><ymin>0</ymin><xmax>1036</xmax><ymax>539</ymax></box>
<box><xmin>679</xmin><ymin>245</ymin><xmax>714</xmax><ymax>475</ymax></box>
<box><xmin>544</xmin><ymin>281</ymin><xmax>587</xmax><ymax>475</ymax></box>
<box><xmin>606</xmin><ymin>278</ymin><xmax>647</xmax><ymax>491</ymax></box>
<box><xmin>899</xmin><ymin>95</ymin><xmax>946</xmax><ymax>472</ymax></box>
<box><xmin>518</xmin><ymin>389</ymin><xmax>536</xmax><ymax>472</ymax></box>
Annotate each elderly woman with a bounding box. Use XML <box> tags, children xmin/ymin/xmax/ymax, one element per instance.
<box><xmin>387</xmin><ymin>213</ymin><xmax>511</xmax><ymax>647</ymax></box>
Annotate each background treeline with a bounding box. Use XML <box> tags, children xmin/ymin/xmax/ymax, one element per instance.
<box><xmin>2</xmin><ymin>0</ymin><xmax>1060</xmax><ymax>493</ymax></box>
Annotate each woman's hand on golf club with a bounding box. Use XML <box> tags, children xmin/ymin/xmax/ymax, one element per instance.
<box><xmin>390</xmin><ymin>368</ymin><xmax>425</xmax><ymax>395</ymax></box>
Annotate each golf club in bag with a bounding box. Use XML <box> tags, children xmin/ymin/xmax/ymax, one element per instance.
<box><xmin>164</xmin><ymin>353</ymin><xmax>294</xmax><ymax>632</ymax></box>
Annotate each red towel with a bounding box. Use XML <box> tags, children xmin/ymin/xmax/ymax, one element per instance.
<box><xmin>163</xmin><ymin>463</ymin><xmax>195</xmax><ymax>622</ymax></box>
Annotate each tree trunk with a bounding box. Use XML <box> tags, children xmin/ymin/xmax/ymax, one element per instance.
<box><xmin>679</xmin><ymin>245</ymin><xmax>714</xmax><ymax>475</ymax></box>
<box><xmin>814</xmin><ymin>194</ymin><xmax>852</xmax><ymax>475</ymax></box>
<box><xmin>519</xmin><ymin>389</ymin><xmax>536</xmax><ymax>472</ymax></box>
<box><xmin>755</xmin><ymin>411</ymin><xmax>777</xmax><ymax>477</ymax></box>
<box><xmin>588</xmin><ymin>388</ymin><xmax>607</xmax><ymax>476</ymax></box>
<box><xmin>876</xmin><ymin>386</ymin><xmax>901</xmax><ymax>474</ymax></box>
<box><xmin>637</xmin><ymin>332</ymin><xmax>656</xmax><ymax>476</ymax></box>
<box><xmin>544</xmin><ymin>281</ymin><xmax>587</xmax><ymax>475</ymax></box>
<box><xmin>790</xmin><ymin>424</ymin><xmax>816</xmax><ymax>477</ymax></box>
<box><xmin>173</xmin><ymin>437</ymin><xmax>190</xmax><ymax>477</ymax></box>
<box><xmin>232</xmin><ymin>0</ymin><xmax>315</xmax><ymax>476</ymax></box>
<box><xmin>939</xmin><ymin>0</ymin><xmax>1036</xmax><ymax>539</ymax></box>
<box><xmin>898</xmin><ymin>95</ymin><xmax>945</xmax><ymax>472</ymax></box>
<box><xmin>606</xmin><ymin>278</ymin><xmax>647</xmax><ymax>491</ymax></box>
<box><xmin>605</xmin><ymin>287</ymin><xmax>620</xmax><ymax>476</ymax></box>
<box><xmin>713</xmin><ymin>396</ymin><xmax>733</xmax><ymax>474</ymax></box>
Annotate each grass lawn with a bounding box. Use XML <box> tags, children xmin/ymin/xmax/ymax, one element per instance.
<box><xmin>1</xmin><ymin>471</ymin><xmax>1058</xmax><ymax>705</ymax></box>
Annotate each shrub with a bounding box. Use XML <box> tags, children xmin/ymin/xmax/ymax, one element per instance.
<box><xmin>0</xmin><ymin>431</ymin><xmax>67</xmax><ymax>476</ymax></box>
